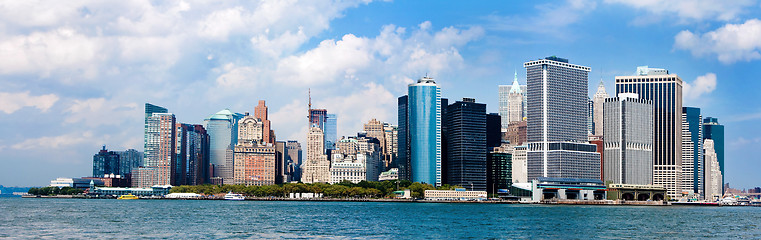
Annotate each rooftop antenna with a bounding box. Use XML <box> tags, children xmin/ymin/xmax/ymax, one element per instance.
<box><xmin>308</xmin><ymin>88</ymin><xmax>312</xmax><ymax>110</ymax></box>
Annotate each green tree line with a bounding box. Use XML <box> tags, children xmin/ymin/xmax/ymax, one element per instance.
<box><xmin>28</xmin><ymin>187</ymin><xmax>83</xmax><ymax>196</ymax></box>
<box><xmin>170</xmin><ymin>180</ymin><xmax>461</xmax><ymax>199</ymax></box>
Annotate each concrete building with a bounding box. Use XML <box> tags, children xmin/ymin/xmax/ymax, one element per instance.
<box><xmin>681</xmin><ymin>107</ymin><xmax>703</xmax><ymax>197</ymax></box>
<box><xmin>703</xmin><ymin>117</ymin><xmax>724</xmax><ymax>192</ymax></box>
<box><xmin>603</xmin><ymin>93</ymin><xmax>654</xmax><ymax>185</ymax></box>
<box><xmin>286</xmin><ymin>141</ymin><xmax>302</xmax><ymax>182</ymax></box>
<box><xmin>488</xmin><ymin>144</ymin><xmax>513</xmax><ymax>194</ymax></box>
<box><xmin>115</xmin><ymin>149</ymin><xmax>142</xmax><ymax>177</ymax></box>
<box><xmin>134</xmin><ymin>111</ymin><xmax>176</xmax><ymax>188</ymax></box>
<box><xmin>592</xmin><ymin>80</ymin><xmax>609</xmax><ymax>136</ymax></box>
<box><xmin>511</xmin><ymin>145</ymin><xmax>528</xmax><ymax>184</ymax></box>
<box><xmin>704</xmin><ymin>139</ymin><xmax>723</xmax><ymax>201</ymax></box>
<box><xmin>607</xmin><ymin>184</ymin><xmax>667</xmax><ymax>201</ymax></box>
<box><xmin>302</xmin><ymin>127</ymin><xmax>330</xmax><ymax>183</ymax></box>
<box><xmin>398</xmin><ymin>77</ymin><xmax>442</xmax><ymax>186</ymax></box>
<box><xmin>511</xmin><ymin>177</ymin><xmax>607</xmax><ymax>202</ymax></box>
<box><xmin>175</xmin><ymin>123</ymin><xmax>209</xmax><ymax>186</ymax></box>
<box><xmin>93</xmin><ymin>146</ymin><xmax>120</xmax><ymax>178</ymax></box>
<box><xmin>504</xmin><ymin>120</ymin><xmax>527</xmax><ymax>145</ymax></box>
<box><xmin>233</xmin><ymin>112</ymin><xmax>276</xmax><ymax>186</ymax></box>
<box><xmin>364</xmin><ymin>118</ymin><xmax>397</xmax><ymax>169</ymax></box>
<box><xmin>507</xmin><ymin>71</ymin><xmax>525</xmax><ymax>124</ymax></box>
<box><xmin>50</xmin><ymin>177</ymin><xmax>104</xmax><ymax>190</ymax></box>
<box><xmin>524</xmin><ymin>56</ymin><xmax>600</xmax><ymax>180</ymax></box>
<box><xmin>444</xmin><ymin>98</ymin><xmax>487</xmax><ymax>191</ymax></box>
<box><xmin>615</xmin><ymin>66</ymin><xmax>683</xmax><ymax>199</ymax></box>
<box><xmin>204</xmin><ymin>109</ymin><xmax>243</xmax><ymax>185</ymax></box>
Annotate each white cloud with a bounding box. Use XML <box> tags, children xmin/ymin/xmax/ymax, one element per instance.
<box><xmin>674</xmin><ymin>19</ymin><xmax>761</xmax><ymax>64</ymax></box>
<box><xmin>10</xmin><ymin>131</ymin><xmax>104</xmax><ymax>150</ymax></box>
<box><xmin>63</xmin><ymin>98</ymin><xmax>141</xmax><ymax>127</ymax></box>
<box><xmin>0</xmin><ymin>27</ymin><xmax>100</xmax><ymax>77</ymax></box>
<box><xmin>276</xmin><ymin>34</ymin><xmax>374</xmax><ymax>85</ymax></box>
<box><xmin>484</xmin><ymin>0</ymin><xmax>596</xmax><ymax>34</ymax></box>
<box><xmin>605</xmin><ymin>0</ymin><xmax>756</xmax><ymax>23</ymax></box>
<box><xmin>683</xmin><ymin>73</ymin><xmax>717</xmax><ymax>100</ymax></box>
<box><xmin>0</xmin><ymin>91</ymin><xmax>59</xmax><ymax>114</ymax></box>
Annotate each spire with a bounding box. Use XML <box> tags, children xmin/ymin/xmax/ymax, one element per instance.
<box><xmin>509</xmin><ymin>70</ymin><xmax>522</xmax><ymax>94</ymax></box>
<box><xmin>308</xmin><ymin>88</ymin><xmax>312</xmax><ymax>110</ymax></box>
<box><xmin>594</xmin><ymin>78</ymin><xmax>609</xmax><ymax>99</ymax></box>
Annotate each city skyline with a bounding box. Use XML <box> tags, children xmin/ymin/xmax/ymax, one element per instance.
<box><xmin>1</xmin><ymin>1</ymin><xmax>760</xmax><ymax>188</ymax></box>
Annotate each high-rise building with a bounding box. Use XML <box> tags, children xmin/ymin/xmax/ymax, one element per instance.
<box><xmin>524</xmin><ymin>56</ymin><xmax>600</xmax><ymax>180</ymax></box>
<box><xmin>444</xmin><ymin>98</ymin><xmax>487</xmax><ymax>191</ymax></box>
<box><xmin>703</xmin><ymin>139</ymin><xmax>723</xmax><ymax>201</ymax></box>
<box><xmin>325</xmin><ymin>114</ymin><xmax>337</xmax><ymax>151</ymax></box>
<box><xmin>115</xmin><ymin>149</ymin><xmax>142</xmax><ymax>177</ymax></box>
<box><xmin>234</xmin><ymin>112</ymin><xmax>276</xmax><ymax>186</ymax></box>
<box><xmin>615</xmin><ymin>66</ymin><xmax>683</xmax><ymax>198</ymax></box>
<box><xmin>175</xmin><ymin>124</ymin><xmax>209</xmax><ymax>186</ymax></box>
<box><xmin>331</xmin><ymin>135</ymin><xmax>383</xmax><ymax>183</ymax></box>
<box><xmin>302</xmin><ymin>127</ymin><xmax>330</xmax><ymax>183</ymax></box>
<box><xmin>603</xmin><ymin>93</ymin><xmax>653</xmax><ymax>185</ymax></box>
<box><xmin>93</xmin><ymin>146</ymin><xmax>120</xmax><ymax>178</ymax></box>
<box><xmin>204</xmin><ymin>109</ymin><xmax>244</xmax><ymax>185</ymax></box>
<box><xmin>487</xmin><ymin>144</ymin><xmax>513</xmax><ymax>194</ymax></box>
<box><xmin>401</xmin><ymin>77</ymin><xmax>442</xmax><ymax>186</ymax></box>
<box><xmin>507</xmin><ymin>71</ymin><xmax>525</xmax><ymax>124</ymax></box>
<box><xmin>587</xmin><ymin>98</ymin><xmax>594</xmax><ymax>136</ymax></box>
<box><xmin>135</xmin><ymin>111</ymin><xmax>176</xmax><ymax>187</ymax></box>
<box><xmin>592</xmin><ymin>80</ymin><xmax>609</xmax><ymax>136</ymax></box>
<box><xmin>511</xmin><ymin>145</ymin><xmax>527</xmax><ymax>183</ymax></box>
<box><xmin>681</xmin><ymin>107</ymin><xmax>703</xmax><ymax>196</ymax></box>
<box><xmin>397</xmin><ymin>95</ymin><xmax>410</xmax><ymax>180</ymax></box>
<box><xmin>487</xmin><ymin>113</ymin><xmax>502</xmax><ymax>150</ymax></box>
<box><xmin>255</xmin><ymin>100</ymin><xmax>274</xmax><ymax>144</ymax></box>
<box><xmin>383</xmin><ymin>123</ymin><xmax>398</xmax><ymax>169</ymax></box>
<box><xmin>498</xmin><ymin>84</ymin><xmax>510</xmax><ymax>130</ymax></box>
<box><xmin>286</xmin><ymin>141</ymin><xmax>302</xmax><ymax>182</ymax></box>
<box><xmin>702</xmin><ymin>117</ymin><xmax>724</xmax><ymax>192</ymax></box>
<box><xmin>275</xmin><ymin>141</ymin><xmax>288</xmax><ymax>184</ymax></box>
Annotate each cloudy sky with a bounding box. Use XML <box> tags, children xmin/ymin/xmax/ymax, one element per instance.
<box><xmin>1</xmin><ymin>0</ymin><xmax>760</xmax><ymax>188</ymax></box>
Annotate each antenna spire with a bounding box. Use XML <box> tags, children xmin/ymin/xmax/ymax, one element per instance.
<box><xmin>308</xmin><ymin>88</ymin><xmax>312</xmax><ymax>110</ymax></box>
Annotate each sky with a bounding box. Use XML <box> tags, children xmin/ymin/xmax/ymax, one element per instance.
<box><xmin>1</xmin><ymin>0</ymin><xmax>760</xmax><ymax>188</ymax></box>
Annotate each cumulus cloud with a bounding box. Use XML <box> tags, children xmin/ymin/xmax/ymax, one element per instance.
<box><xmin>10</xmin><ymin>131</ymin><xmax>103</xmax><ymax>150</ymax></box>
<box><xmin>0</xmin><ymin>91</ymin><xmax>59</xmax><ymax>114</ymax></box>
<box><xmin>674</xmin><ymin>19</ymin><xmax>761</xmax><ymax>64</ymax></box>
<box><xmin>63</xmin><ymin>98</ymin><xmax>141</xmax><ymax>127</ymax></box>
<box><xmin>683</xmin><ymin>73</ymin><xmax>717</xmax><ymax>100</ymax></box>
<box><xmin>605</xmin><ymin>0</ymin><xmax>756</xmax><ymax>23</ymax></box>
<box><xmin>484</xmin><ymin>0</ymin><xmax>597</xmax><ymax>34</ymax></box>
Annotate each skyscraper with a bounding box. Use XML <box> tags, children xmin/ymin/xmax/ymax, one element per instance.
<box><xmin>175</xmin><ymin>123</ymin><xmax>209</xmax><ymax>186</ymax></box>
<box><xmin>703</xmin><ymin>117</ymin><xmax>724</xmax><ymax>192</ymax></box>
<box><xmin>302</xmin><ymin>127</ymin><xmax>330</xmax><ymax>183</ymax></box>
<box><xmin>286</xmin><ymin>141</ymin><xmax>302</xmax><ymax>182</ymax></box>
<box><xmin>234</xmin><ymin>112</ymin><xmax>276</xmax><ymax>186</ymax></box>
<box><xmin>703</xmin><ymin>139</ymin><xmax>722</xmax><ymax>201</ymax></box>
<box><xmin>135</xmin><ymin>112</ymin><xmax>176</xmax><ymax>187</ymax></box>
<box><xmin>524</xmin><ymin>56</ymin><xmax>600</xmax><ymax>180</ymax></box>
<box><xmin>498</xmin><ymin>84</ymin><xmax>510</xmax><ymax>129</ymax></box>
<box><xmin>444</xmin><ymin>98</ymin><xmax>487</xmax><ymax>191</ymax></box>
<box><xmin>115</xmin><ymin>149</ymin><xmax>142</xmax><ymax>177</ymax></box>
<box><xmin>93</xmin><ymin>146</ymin><xmax>120</xmax><ymax>178</ymax></box>
<box><xmin>615</xmin><ymin>66</ymin><xmax>683</xmax><ymax>198</ymax></box>
<box><xmin>204</xmin><ymin>109</ymin><xmax>244</xmax><ymax>185</ymax></box>
<box><xmin>255</xmin><ymin>100</ymin><xmax>274</xmax><ymax>144</ymax></box>
<box><xmin>325</xmin><ymin>114</ymin><xmax>337</xmax><ymax>151</ymax></box>
<box><xmin>507</xmin><ymin>71</ymin><xmax>525</xmax><ymax>124</ymax></box>
<box><xmin>681</xmin><ymin>107</ymin><xmax>703</xmax><ymax>196</ymax></box>
<box><xmin>406</xmin><ymin>77</ymin><xmax>442</xmax><ymax>186</ymax></box>
<box><xmin>592</xmin><ymin>80</ymin><xmax>609</xmax><ymax>136</ymax></box>
<box><xmin>397</xmin><ymin>95</ymin><xmax>410</xmax><ymax>180</ymax></box>
<box><xmin>603</xmin><ymin>93</ymin><xmax>653</xmax><ymax>185</ymax></box>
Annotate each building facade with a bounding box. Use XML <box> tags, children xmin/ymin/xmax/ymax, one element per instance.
<box><xmin>511</xmin><ymin>145</ymin><xmax>528</xmax><ymax>183</ymax></box>
<box><xmin>115</xmin><ymin>149</ymin><xmax>142</xmax><ymax>177</ymax></box>
<box><xmin>524</xmin><ymin>56</ymin><xmax>600</xmax><ymax>180</ymax></box>
<box><xmin>233</xmin><ymin>112</ymin><xmax>276</xmax><ymax>186</ymax></box>
<box><xmin>397</xmin><ymin>95</ymin><xmax>410</xmax><ymax>180</ymax></box>
<box><xmin>403</xmin><ymin>77</ymin><xmax>442</xmax><ymax>186</ymax></box>
<box><xmin>488</xmin><ymin>145</ymin><xmax>513</xmax><ymax>194</ymax></box>
<box><xmin>204</xmin><ymin>109</ymin><xmax>243</xmax><ymax>185</ymax></box>
<box><xmin>592</xmin><ymin>80</ymin><xmax>609</xmax><ymax>136</ymax></box>
<box><xmin>175</xmin><ymin>124</ymin><xmax>209</xmax><ymax>186</ymax></box>
<box><xmin>504</xmin><ymin>120</ymin><xmax>527</xmax><ymax>145</ymax></box>
<box><xmin>703</xmin><ymin>117</ymin><xmax>724</xmax><ymax>192</ymax></box>
<box><xmin>286</xmin><ymin>140</ymin><xmax>302</xmax><ymax>182</ymax></box>
<box><xmin>681</xmin><ymin>107</ymin><xmax>703</xmax><ymax>197</ymax></box>
<box><xmin>444</xmin><ymin>98</ymin><xmax>487</xmax><ymax>191</ymax></box>
<box><xmin>135</xmin><ymin>111</ymin><xmax>176</xmax><ymax>188</ymax></box>
<box><xmin>703</xmin><ymin>139</ymin><xmax>723</xmax><ymax>201</ymax></box>
<box><xmin>93</xmin><ymin>146</ymin><xmax>120</xmax><ymax>178</ymax></box>
<box><xmin>615</xmin><ymin>66</ymin><xmax>683</xmax><ymax>198</ymax></box>
<box><xmin>302</xmin><ymin>127</ymin><xmax>330</xmax><ymax>183</ymax></box>
<box><xmin>603</xmin><ymin>93</ymin><xmax>653</xmax><ymax>185</ymax></box>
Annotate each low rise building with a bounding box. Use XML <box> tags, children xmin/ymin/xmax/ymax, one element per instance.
<box><xmin>607</xmin><ymin>184</ymin><xmax>667</xmax><ymax>201</ymax></box>
<box><xmin>424</xmin><ymin>189</ymin><xmax>487</xmax><ymax>201</ymax></box>
<box><xmin>49</xmin><ymin>177</ymin><xmax>104</xmax><ymax>190</ymax></box>
<box><xmin>89</xmin><ymin>183</ymin><xmax>171</xmax><ymax>197</ymax></box>
<box><xmin>512</xmin><ymin>177</ymin><xmax>607</xmax><ymax>202</ymax></box>
<box><xmin>379</xmin><ymin>168</ymin><xmax>399</xmax><ymax>181</ymax></box>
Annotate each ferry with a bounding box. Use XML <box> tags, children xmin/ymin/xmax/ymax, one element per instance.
<box><xmin>117</xmin><ymin>194</ymin><xmax>139</xmax><ymax>200</ymax></box>
<box><xmin>224</xmin><ymin>192</ymin><xmax>245</xmax><ymax>201</ymax></box>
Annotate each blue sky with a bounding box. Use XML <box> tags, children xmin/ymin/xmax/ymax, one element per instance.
<box><xmin>1</xmin><ymin>0</ymin><xmax>760</xmax><ymax>188</ymax></box>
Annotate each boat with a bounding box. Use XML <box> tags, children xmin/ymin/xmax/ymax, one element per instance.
<box><xmin>224</xmin><ymin>192</ymin><xmax>245</xmax><ymax>201</ymax></box>
<box><xmin>117</xmin><ymin>194</ymin><xmax>139</xmax><ymax>200</ymax></box>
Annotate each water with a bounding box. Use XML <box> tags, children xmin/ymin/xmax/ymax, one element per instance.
<box><xmin>1</xmin><ymin>198</ymin><xmax>760</xmax><ymax>239</ymax></box>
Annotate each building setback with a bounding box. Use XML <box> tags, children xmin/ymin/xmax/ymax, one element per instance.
<box><xmin>603</xmin><ymin>93</ymin><xmax>653</xmax><ymax>185</ymax></box>
<box><xmin>234</xmin><ymin>112</ymin><xmax>276</xmax><ymax>186</ymax></box>
<box><xmin>444</xmin><ymin>98</ymin><xmax>487</xmax><ymax>191</ymax></box>
<box><xmin>524</xmin><ymin>56</ymin><xmax>600</xmax><ymax>180</ymax></box>
<box><xmin>615</xmin><ymin>66</ymin><xmax>683</xmax><ymax>199</ymax></box>
<box><xmin>702</xmin><ymin>117</ymin><xmax>724</xmax><ymax>193</ymax></box>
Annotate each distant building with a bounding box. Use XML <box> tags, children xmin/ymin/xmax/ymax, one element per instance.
<box><xmin>504</xmin><ymin>121</ymin><xmax>527</xmax><ymax>145</ymax></box>
<box><xmin>275</xmin><ymin>141</ymin><xmax>288</xmax><ymax>184</ymax></box>
<box><xmin>254</xmin><ymin>100</ymin><xmax>274</xmax><ymax>144</ymax></box>
<box><xmin>507</xmin><ymin>71</ymin><xmax>525</xmax><ymax>125</ymax></box>
<box><xmin>444</xmin><ymin>98</ymin><xmax>487</xmax><ymax>191</ymax></box>
<box><xmin>302</xmin><ymin>127</ymin><xmax>330</xmax><ymax>183</ymax></box>
<box><xmin>331</xmin><ymin>135</ymin><xmax>383</xmax><ymax>183</ymax></box>
<box><xmin>424</xmin><ymin>189</ymin><xmax>487</xmax><ymax>201</ymax></box>
<box><xmin>115</xmin><ymin>149</ymin><xmax>142</xmax><ymax>177</ymax></box>
<box><xmin>233</xmin><ymin>112</ymin><xmax>276</xmax><ymax>186</ymax></box>
<box><xmin>204</xmin><ymin>109</ymin><xmax>244</xmax><ymax>185</ymax></box>
<box><xmin>487</xmin><ymin>145</ymin><xmax>512</xmax><ymax>195</ymax></box>
<box><xmin>399</xmin><ymin>77</ymin><xmax>442</xmax><ymax>186</ymax></box>
<box><xmin>93</xmin><ymin>146</ymin><xmax>120</xmax><ymax>178</ymax></box>
<box><xmin>681</xmin><ymin>107</ymin><xmax>703</xmax><ymax>197</ymax></box>
<box><xmin>383</xmin><ymin>123</ymin><xmax>398</xmax><ymax>169</ymax></box>
<box><xmin>89</xmin><ymin>184</ymin><xmax>171</xmax><ymax>198</ymax></box>
<box><xmin>616</xmin><ymin>66</ymin><xmax>683</xmax><ymax>199</ymax></box>
<box><xmin>704</xmin><ymin>139</ymin><xmax>723</xmax><ymax>201</ymax></box>
<box><xmin>379</xmin><ymin>168</ymin><xmax>399</xmax><ymax>181</ymax></box>
<box><xmin>524</xmin><ymin>56</ymin><xmax>600</xmax><ymax>180</ymax></box>
<box><xmin>286</xmin><ymin>141</ymin><xmax>302</xmax><ymax>182</ymax></box>
<box><xmin>511</xmin><ymin>145</ymin><xmax>528</xmax><ymax>184</ymax></box>
<box><xmin>134</xmin><ymin>111</ymin><xmax>176</xmax><ymax>188</ymax></box>
<box><xmin>397</xmin><ymin>95</ymin><xmax>410</xmax><ymax>181</ymax></box>
<box><xmin>175</xmin><ymin>123</ymin><xmax>209</xmax><ymax>186</ymax></box>
<box><xmin>325</xmin><ymin>114</ymin><xmax>337</xmax><ymax>151</ymax></box>
<box><xmin>603</xmin><ymin>93</ymin><xmax>653</xmax><ymax>185</ymax></box>
<box><xmin>702</xmin><ymin>117</ymin><xmax>724</xmax><ymax>192</ymax></box>
<box><xmin>50</xmin><ymin>177</ymin><xmax>104</xmax><ymax>190</ymax></box>
<box><xmin>592</xmin><ymin>80</ymin><xmax>609</xmax><ymax>136</ymax></box>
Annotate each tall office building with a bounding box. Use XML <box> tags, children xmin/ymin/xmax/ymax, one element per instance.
<box><xmin>275</xmin><ymin>141</ymin><xmax>288</xmax><ymax>184</ymax></box>
<box><xmin>93</xmin><ymin>146</ymin><xmax>120</xmax><ymax>178</ymax></box>
<box><xmin>286</xmin><ymin>141</ymin><xmax>302</xmax><ymax>182</ymax></box>
<box><xmin>175</xmin><ymin>123</ymin><xmax>209</xmax><ymax>186</ymax></box>
<box><xmin>681</xmin><ymin>107</ymin><xmax>703</xmax><ymax>196</ymax></box>
<box><xmin>399</xmin><ymin>77</ymin><xmax>442</xmax><ymax>186</ymax></box>
<box><xmin>115</xmin><ymin>149</ymin><xmax>142</xmax><ymax>177</ymax></box>
<box><xmin>507</xmin><ymin>71</ymin><xmax>525</xmax><ymax>124</ymax></box>
<box><xmin>524</xmin><ymin>56</ymin><xmax>600</xmax><ymax>180</ymax></box>
<box><xmin>204</xmin><ymin>109</ymin><xmax>243</xmax><ymax>185</ymax></box>
<box><xmin>234</xmin><ymin>112</ymin><xmax>276</xmax><ymax>186</ymax></box>
<box><xmin>486</xmin><ymin>113</ymin><xmax>502</xmax><ymax>150</ymax></box>
<box><xmin>383</xmin><ymin>123</ymin><xmax>398</xmax><ymax>169</ymax></box>
<box><xmin>444</xmin><ymin>98</ymin><xmax>487</xmax><ymax>191</ymax></box>
<box><xmin>615</xmin><ymin>66</ymin><xmax>683</xmax><ymax>198</ymax></box>
<box><xmin>254</xmin><ymin>100</ymin><xmax>274</xmax><ymax>144</ymax></box>
<box><xmin>135</xmin><ymin>111</ymin><xmax>176</xmax><ymax>187</ymax></box>
<box><xmin>592</xmin><ymin>80</ymin><xmax>609</xmax><ymax>136</ymax></box>
<box><xmin>302</xmin><ymin>127</ymin><xmax>331</xmax><ymax>183</ymax></box>
<box><xmin>397</xmin><ymin>95</ymin><xmax>410</xmax><ymax>180</ymax></box>
<box><xmin>499</xmin><ymin>85</ymin><xmax>510</xmax><ymax>129</ymax></box>
<box><xmin>587</xmin><ymin>98</ymin><xmax>594</xmax><ymax>135</ymax></box>
<box><xmin>325</xmin><ymin>114</ymin><xmax>337</xmax><ymax>151</ymax></box>
<box><xmin>703</xmin><ymin>139</ymin><xmax>723</xmax><ymax>201</ymax></box>
<box><xmin>511</xmin><ymin>145</ymin><xmax>527</xmax><ymax>183</ymax></box>
<box><xmin>603</xmin><ymin>93</ymin><xmax>653</xmax><ymax>185</ymax></box>
<box><xmin>702</xmin><ymin>117</ymin><xmax>724</xmax><ymax>192</ymax></box>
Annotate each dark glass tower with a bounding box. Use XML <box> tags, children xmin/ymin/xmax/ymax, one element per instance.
<box><xmin>444</xmin><ymin>98</ymin><xmax>487</xmax><ymax>191</ymax></box>
<box><xmin>93</xmin><ymin>146</ymin><xmax>120</xmax><ymax>177</ymax></box>
<box><xmin>682</xmin><ymin>107</ymin><xmax>703</xmax><ymax>195</ymax></box>
<box><xmin>397</xmin><ymin>95</ymin><xmax>409</xmax><ymax>181</ymax></box>
<box><xmin>487</xmin><ymin>151</ymin><xmax>512</xmax><ymax>194</ymax></box>
<box><xmin>703</xmin><ymin>117</ymin><xmax>724</xmax><ymax>191</ymax></box>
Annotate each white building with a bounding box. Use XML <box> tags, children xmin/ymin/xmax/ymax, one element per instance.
<box><xmin>592</xmin><ymin>80</ymin><xmax>609</xmax><ymax>136</ymax></box>
<box><xmin>301</xmin><ymin>127</ymin><xmax>331</xmax><ymax>183</ymax></box>
<box><xmin>511</xmin><ymin>145</ymin><xmax>527</xmax><ymax>183</ymax></box>
<box><xmin>379</xmin><ymin>168</ymin><xmax>399</xmax><ymax>181</ymax></box>
<box><xmin>424</xmin><ymin>189</ymin><xmax>487</xmax><ymax>201</ymax></box>
<box><xmin>704</xmin><ymin>139</ymin><xmax>723</xmax><ymax>201</ymax></box>
<box><xmin>603</xmin><ymin>93</ymin><xmax>653</xmax><ymax>185</ymax></box>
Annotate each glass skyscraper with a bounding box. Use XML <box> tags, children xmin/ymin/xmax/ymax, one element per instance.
<box><xmin>325</xmin><ymin>114</ymin><xmax>337</xmax><ymax>151</ymax></box>
<box><xmin>703</xmin><ymin>117</ymin><xmax>724</xmax><ymax>192</ymax></box>
<box><xmin>397</xmin><ymin>95</ymin><xmax>410</xmax><ymax>181</ymax></box>
<box><xmin>204</xmin><ymin>109</ymin><xmax>244</xmax><ymax>185</ymax></box>
<box><xmin>403</xmin><ymin>77</ymin><xmax>442</xmax><ymax>186</ymax></box>
<box><xmin>444</xmin><ymin>98</ymin><xmax>487</xmax><ymax>191</ymax></box>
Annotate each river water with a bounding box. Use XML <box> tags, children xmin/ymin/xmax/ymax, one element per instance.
<box><xmin>1</xmin><ymin>198</ymin><xmax>759</xmax><ymax>239</ymax></box>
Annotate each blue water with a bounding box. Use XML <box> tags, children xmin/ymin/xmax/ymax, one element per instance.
<box><xmin>1</xmin><ymin>198</ymin><xmax>760</xmax><ymax>239</ymax></box>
